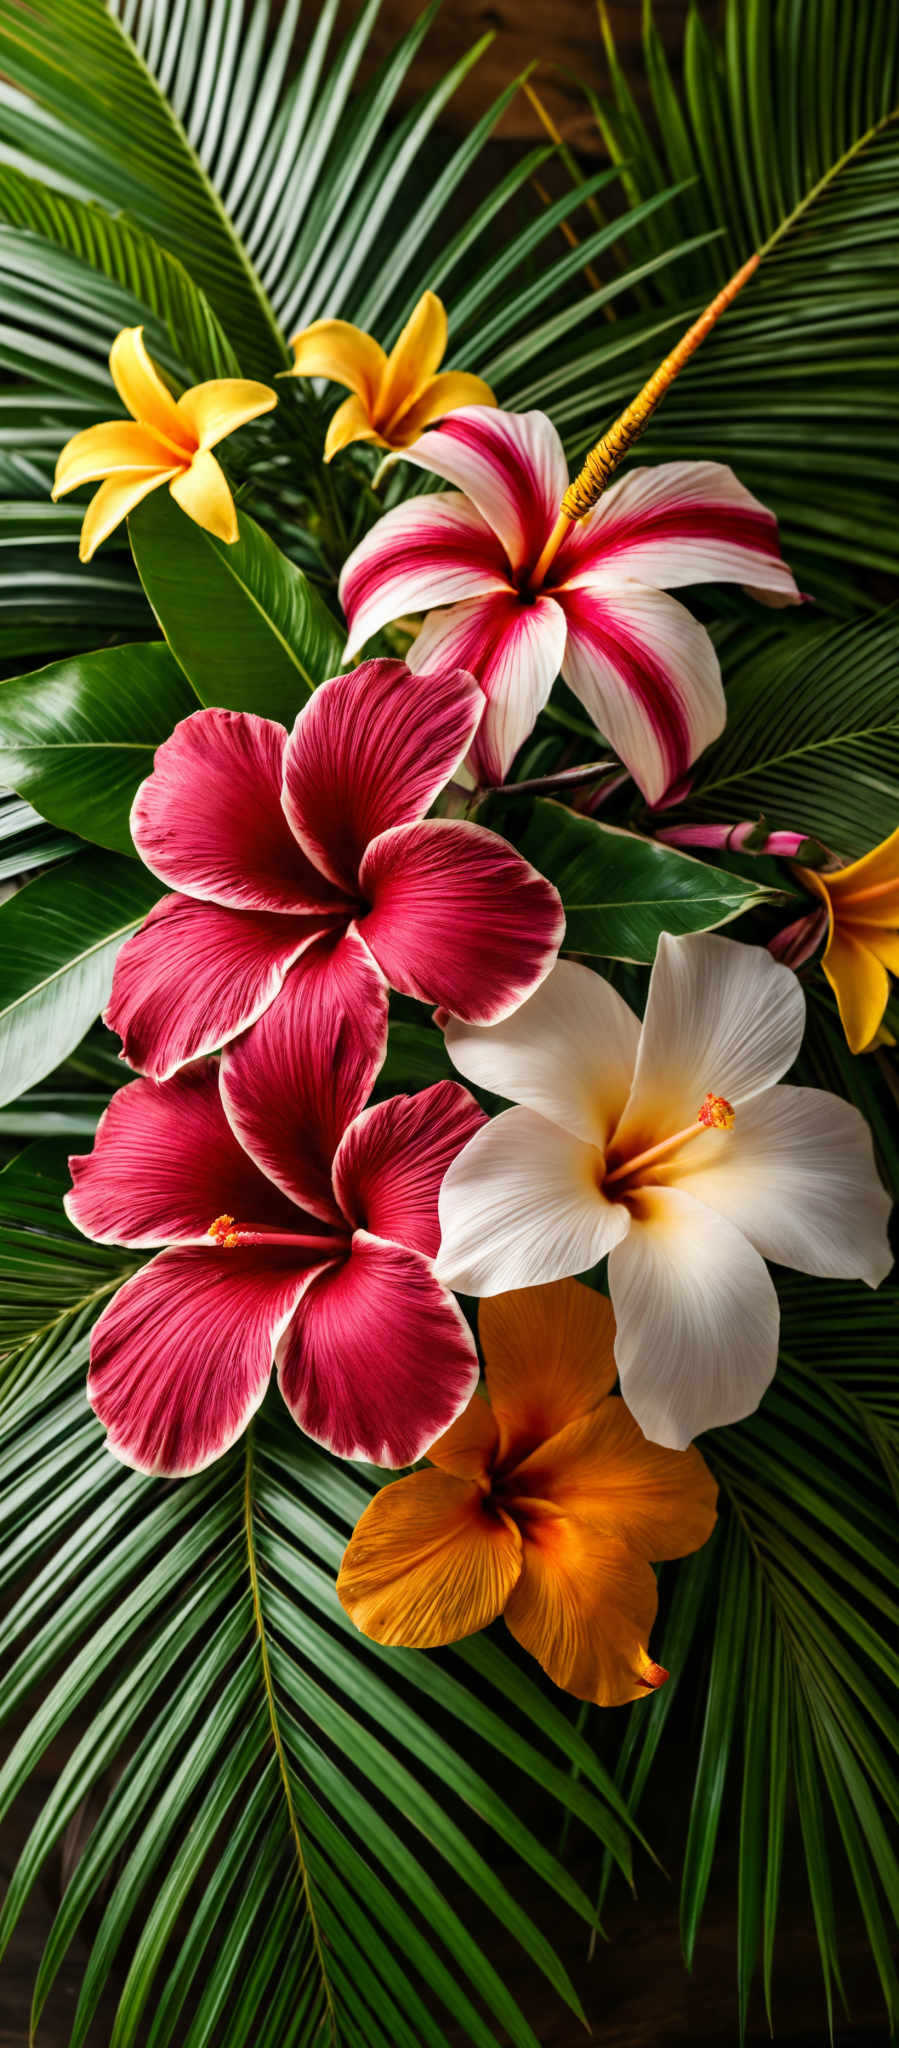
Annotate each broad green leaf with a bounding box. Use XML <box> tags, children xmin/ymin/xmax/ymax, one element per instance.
<box><xmin>129</xmin><ymin>493</ymin><xmax>344</xmax><ymax>724</ymax></box>
<box><xmin>0</xmin><ymin>851</ymin><xmax>161</xmax><ymax>1106</ymax></box>
<box><xmin>518</xmin><ymin>802</ymin><xmax>772</xmax><ymax>959</ymax></box>
<box><xmin>0</xmin><ymin>643</ymin><xmax>196</xmax><ymax>855</ymax></box>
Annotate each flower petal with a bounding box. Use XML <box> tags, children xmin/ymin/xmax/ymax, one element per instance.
<box><xmin>109</xmin><ymin>327</ymin><xmax>186</xmax><ymax>446</ymax></box>
<box><xmin>78</xmin><ymin>470</ymin><xmax>179</xmax><ymax>563</ymax></box>
<box><xmin>106</xmin><ymin>892</ymin><xmax>328</xmax><ymax>1080</ymax></box>
<box><xmin>671</xmin><ymin>1083</ymin><xmax>893</xmax><ymax>1286</ymax></box>
<box><xmin>443</xmin><ymin>957</ymin><xmax>640</xmax><ymax>1147</ymax></box>
<box><xmin>821</xmin><ymin>922</ymin><xmax>892</xmax><ymax>1055</ymax></box>
<box><xmin>281</xmin><ymin>659</ymin><xmax>485</xmax><ymax>893</ymax></box>
<box><xmin>390</xmin><ymin>370</ymin><xmax>498</xmax><ymax>444</ymax></box>
<box><xmin>613</xmin><ymin>931</ymin><xmax>807</xmax><ymax>1155</ymax></box>
<box><xmin>435</xmin><ymin>1106</ymin><xmax>630</xmax><ymax>1296</ymax></box>
<box><xmin>339</xmin><ymin>493</ymin><xmax>510</xmax><ymax>656</ymax></box>
<box><xmin>278</xmin><ymin>1231</ymin><xmax>479</xmax><ymax>1466</ymax></box>
<box><xmin>358</xmin><ymin>817</ymin><xmax>564</xmax><ymax>1024</ymax></box>
<box><xmin>169</xmin><ymin>449</ymin><xmax>239</xmax><ymax>543</ymax></box>
<box><xmin>66</xmin><ymin>1059</ymin><xmax>298</xmax><ymax>1248</ymax></box>
<box><xmin>220</xmin><ymin>928</ymin><xmax>389</xmax><ymax>1222</ymax></box>
<box><xmin>407</xmin><ymin>592</ymin><xmax>567</xmax><ymax>786</ymax></box>
<box><xmin>378</xmin><ymin>290</ymin><xmax>447</xmax><ymax>423</ymax></box>
<box><xmin>607</xmin><ymin>1185</ymin><xmax>780</xmax><ymax>1448</ymax></box>
<box><xmin>504</xmin><ymin>1522</ymin><xmax>664</xmax><ymax>1707</ymax></box>
<box><xmin>174</xmin><ymin>378</ymin><xmax>277</xmax><ymax>451</ymax></box>
<box><xmin>52</xmin><ymin>421</ymin><xmax>179</xmax><ymax>495</ymax></box>
<box><xmin>337</xmin><ymin>1467</ymin><xmax>522</xmax><ymax>1647</ymax></box>
<box><xmin>88</xmin><ymin>1246</ymin><xmax>315</xmax><ymax>1475</ymax></box>
<box><xmin>511</xmin><ymin>1399</ymin><xmax>718</xmax><ymax>1560</ymax></box>
<box><xmin>557</xmin><ymin>459</ymin><xmax>800</xmax><ymax>605</ymax></box>
<box><xmin>131</xmin><ymin>708</ymin><xmax>342</xmax><ymax>911</ymax></box>
<box><xmin>402</xmin><ymin>406</ymin><xmax>567</xmax><ymax>573</ymax></box>
<box><xmin>479</xmin><ymin>1278</ymin><xmax>619</xmax><ymax>1468</ymax></box>
<box><xmin>324</xmin><ymin>393</ymin><xmax>383</xmax><ymax>460</ymax></box>
<box><xmin>558</xmin><ymin>580</ymin><xmax>725</xmax><ymax>805</ymax></box>
<box><xmin>332</xmin><ymin>1079</ymin><xmax>486</xmax><ymax>1257</ymax></box>
<box><xmin>288</xmin><ymin>318</ymin><xmax>387</xmax><ymax>406</ymax></box>
<box><xmin>820</xmin><ymin>825</ymin><xmax>899</xmax><ymax>916</ymax></box>
<box><xmin>427</xmin><ymin>1387</ymin><xmax>500</xmax><ymax>1480</ymax></box>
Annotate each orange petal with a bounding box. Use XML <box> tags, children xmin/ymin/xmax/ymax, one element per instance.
<box><xmin>427</xmin><ymin>1385</ymin><xmax>499</xmax><ymax>1481</ymax></box>
<box><xmin>109</xmin><ymin>326</ymin><xmax>187</xmax><ymax>447</ymax></box>
<box><xmin>509</xmin><ymin>1398</ymin><xmax>718</xmax><ymax>1560</ymax></box>
<box><xmin>175</xmin><ymin>377</ymin><xmax>277</xmax><ymax>453</ymax></box>
<box><xmin>52</xmin><ymin>421</ymin><xmax>177</xmax><ymax>497</ymax></box>
<box><xmin>821</xmin><ymin>922</ymin><xmax>891</xmax><ymax>1054</ymax></box>
<box><xmin>323</xmin><ymin>393</ymin><xmax>385</xmax><ymax>463</ymax></box>
<box><xmin>78</xmin><ymin>468</ymin><xmax>178</xmax><ymax>562</ymax></box>
<box><xmin>388</xmin><ymin>369</ymin><xmax>498</xmax><ymax>444</ymax></box>
<box><xmin>169</xmin><ymin>450</ymin><xmax>238</xmax><ymax>544</ymax></box>
<box><xmin>505</xmin><ymin>1520</ymin><xmax>664</xmax><ymax>1707</ymax></box>
<box><xmin>818</xmin><ymin>825</ymin><xmax>899</xmax><ymax>922</ymax></box>
<box><xmin>337</xmin><ymin>1468</ymin><xmax>522</xmax><ymax>1648</ymax></box>
<box><xmin>378</xmin><ymin>290</ymin><xmax>447</xmax><ymax>427</ymax></box>
<box><xmin>288</xmin><ymin>318</ymin><xmax>387</xmax><ymax>409</ymax></box>
<box><xmin>479</xmin><ymin>1279</ymin><xmax>617</xmax><ymax>1469</ymax></box>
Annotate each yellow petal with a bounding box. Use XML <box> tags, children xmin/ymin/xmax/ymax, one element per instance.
<box><xmin>323</xmin><ymin>392</ymin><xmax>386</xmax><ymax>463</ymax></box>
<box><xmin>288</xmin><ymin>318</ymin><xmax>387</xmax><ymax>408</ymax></box>
<box><xmin>168</xmin><ymin>449</ymin><xmax>238</xmax><ymax>543</ymax></box>
<box><xmin>388</xmin><ymin>369</ymin><xmax>498</xmax><ymax>445</ymax></box>
<box><xmin>479</xmin><ymin>1280</ymin><xmax>618</xmax><ymax>1470</ymax></box>
<box><xmin>337</xmin><ymin>1469</ymin><xmax>522</xmax><ymax>1648</ymax></box>
<box><xmin>504</xmin><ymin>1520</ymin><xmax>665</xmax><ymax>1707</ymax></box>
<box><xmin>52</xmin><ymin>421</ymin><xmax>177</xmax><ymax>497</ymax></box>
<box><xmin>821</xmin><ymin>923</ymin><xmax>891</xmax><ymax>1054</ymax></box>
<box><xmin>427</xmin><ymin>1386</ymin><xmax>499</xmax><ymax>1482</ymax></box>
<box><xmin>78</xmin><ymin>468</ymin><xmax>177</xmax><ymax>562</ymax></box>
<box><xmin>509</xmin><ymin>1398</ymin><xmax>718</xmax><ymax>1560</ymax></box>
<box><xmin>821</xmin><ymin>825</ymin><xmax>899</xmax><ymax>921</ymax></box>
<box><xmin>175</xmin><ymin>377</ymin><xmax>277</xmax><ymax>453</ymax></box>
<box><xmin>378</xmin><ymin>290</ymin><xmax>447</xmax><ymax>427</ymax></box>
<box><xmin>109</xmin><ymin>326</ymin><xmax>186</xmax><ymax>446</ymax></box>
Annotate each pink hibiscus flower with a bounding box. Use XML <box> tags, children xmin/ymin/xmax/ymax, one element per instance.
<box><xmin>107</xmin><ymin>656</ymin><xmax>564</xmax><ymax>1081</ymax></box>
<box><xmin>66</xmin><ymin>986</ymin><xmax>486</xmax><ymax>1474</ymax></box>
<box><xmin>339</xmin><ymin>408</ymin><xmax>801</xmax><ymax>803</ymax></box>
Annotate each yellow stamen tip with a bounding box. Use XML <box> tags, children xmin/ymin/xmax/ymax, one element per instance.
<box><xmin>698</xmin><ymin>1093</ymin><xmax>735</xmax><ymax>1130</ymax></box>
<box><xmin>208</xmin><ymin>1213</ymin><xmax>235</xmax><ymax>1239</ymax></box>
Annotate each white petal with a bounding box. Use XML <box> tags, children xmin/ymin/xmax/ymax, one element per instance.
<box><xmin>671</xmin><ymin>1083</ymin><xmax>893</xmax><ymax>1287</ymax></box>
<box><xmin>557</xmin><ymin>578</ymin><xmax>725</xmax><ymax>806</ymax></box>
<box><xmin>608</xmin><ymin>1186</ymin><xmax>780</xmax><ymax>1448</ymax></box>
<box><xmin>561</xmin><ymin>459</ymin><xmax>801</xmax><ymax>604</ymax></box>
<box><xmin>614</xmin><ymin>930</ymin><xmax>806</xmax><ymax>1151</ymax></box>
<box><xmin>408</xmin><ymin>592</ymin><xmax>567</xmax><ymax>788</ymax></box>
<box><xmin>338</xmin><ymin>492</ymin><xmax>509</xmax><ymax>655</ymax></box>
<box><xmin>435</xmin><ymin>1105</ymin><xmax>630</xmax><ymax>1296</ymax></box>
<box><xmin>443</xmin><ymin>957</ymin><xmax>640</xmax><ymax>1147</ymax></box>
<box><xmin>401</xmin><ymin>406</ymin><xmax>568</xmax><ymax>573</ymax></box>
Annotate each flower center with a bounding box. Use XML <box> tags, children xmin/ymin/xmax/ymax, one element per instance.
<box><xmin>602</xmin><ymin>1091</ymin><xmax>735</xmax><ymax>1199</ymax></box>
<box><xmin>206</xmin><ymin>1213</ymin><xmax>341</xmax><ymax>1253</ymax></box>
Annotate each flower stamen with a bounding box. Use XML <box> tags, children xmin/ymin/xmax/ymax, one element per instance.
<box><xmin>206</xmin><ymin>1215</ymin><xmax>340</xmax><ymax>1252</ymax></box>
<box><xmin>605</xmin><ymin>1093</ymin><xmax>735</xmax><ymax>1186</ymax></box>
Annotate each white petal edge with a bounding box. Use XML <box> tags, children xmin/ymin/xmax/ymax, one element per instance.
<box><xmin>435</xmin><ymin>1105</ymin><xmax>630</xmax><ymax>1296</ymax></box>
<box><xmin>443</xmin><ymin>957</ymin><xmax>640</xmax><ymax>1147</ymax></box>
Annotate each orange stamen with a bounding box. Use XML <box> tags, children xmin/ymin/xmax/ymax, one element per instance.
<box><xmin>698</xmin><ymin>1092</ymin><xmax>736</xmax><ymax>1130</ymax></box>
<box><xmin>206</xmin><ymin>1214</ymin><xmax>340</xmax><ymax>1253</ymax></box>
<box><xmin>605</xmin><ymin>1094</ymin><xmax>735</xmax><ymax>1185</ymax></box>
<box><xmin>638</xmin><ymin>1660</ymin><xmax>669</xmax><ymax>1692</ymax></box>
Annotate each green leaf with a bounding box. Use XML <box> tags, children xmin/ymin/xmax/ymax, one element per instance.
<box><xmin>518</xmin><ymin>802</ymin><xmax>772</xmax><ymax>959</ymax></box>
<box><xmin>0</xmin><ymin>642</ymin><xmax>197</xmax><ymax>854</ymax></box>
<box><xmin>129</xmin><ymin>492</ymin><xmax>344</xmax><ymax>723</ymax></box>
<box><xmin>0</xmin><ymin>850</ymin><xmax>161</xmax><ymax>1105</ymax></box>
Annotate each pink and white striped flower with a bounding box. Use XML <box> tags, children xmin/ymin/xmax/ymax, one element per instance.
<box><xmin>107</xmin><ymin>657</ymin><xmax>564</xmax><ymax>1081</ymax></box>
<box><xmin>67</xmin><ymin>997</ymin><xmax>486</xmax><ymax>1474</ymax></box>
<box><xmin>435</xmin><ymin>932</ymin><xmax>892</xmax><ymax>1449</ymax></box>
<box><xmin>339</xmin><ymin>408</ymin><xmax>801</xmax><ymax>803</ymax></box>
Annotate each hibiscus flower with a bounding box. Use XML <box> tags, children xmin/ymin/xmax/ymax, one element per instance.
<box><xmin>435</xmin><ymin>932</ymin><xmax>892</xmax><ymax>1448</ymax></box>
<box><xmin>339</xmin><ymin>407</ymin><xmax>800</xmax><ymax>803</ymax></box>
<box><xmin>107</xmin><ymin>657</ymin><xmax>564</xmax><ymax>1081</ymax></box>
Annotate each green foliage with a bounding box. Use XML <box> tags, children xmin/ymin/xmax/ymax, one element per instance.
<box><xmin>516</xmin><ymin>801</ymin><xmax>775</xmax><ymax>958</ymax></box>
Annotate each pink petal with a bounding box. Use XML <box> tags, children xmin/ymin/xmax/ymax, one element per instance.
<box><xmin>281</xmin><ymin>658</ymin><xmax>485</xmax><ymax>892</ymax></box>
<box><xmin>66</xmin><ymin>1059</ymin><xmax>299</xmax><ymax>1247</ymax></box>
<box><xmin>88</xmin><ymin>1247</ymin><xmax>319</xmax><ymax>1475</ymax></box>
<box><xmin>220</xmin><ymin>928</ymin><xmax>388</xmax><ymax>1223</ymax></box>
<box><xmin>106</xmin><ymin>891</ymin><xmax>332</xmax><ymax>1081</ymax></box>
<box><xmin>277</xmin><ymin>1230</ymin><xmax>478</xmax><ymax>1465</ymax></box>
<box><xmin>556</xmin><ymin>460</ymin><xmax>800</xmax><ymax>605</ymax></box>
<box><xmin>131</xmin><ymin>708</ymin><xmax>345</xmax><ymax>911</ymax></box>
<box><xmin>332</xmin><ymin>1079</ymin><xmax>486</xmax><ymax>1257</ymax></box>
<box><xmin>339</xmin><ymin>492</ymin><xmax>510</xmax><ymax>656</ymax></box>
<box><xmin>557</xmin><ymin>581</ymin><xmax>725</xmax><ymax>806</ymax></box>
<box><xmin>402</xmin><ymin>407</ymin><xmax>568</xmax><ymax>575</ymax></box>
<box><xmin>358</xmin><ymin>817</ymin><xmax>565</xmax><ymax>1024</ymax></box>
<box><xmin>407</xmin><ymin>592</ymin><xmax>568</xmax><ymax>786</ymax></box>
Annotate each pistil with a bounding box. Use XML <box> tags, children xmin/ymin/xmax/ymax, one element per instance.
<box><xmin>605</xmin><ymin>1093</ymin><xmax>735</xmax><ymax>1186</ymax></box>
<box><xmin>207</xmin><ymin>1214</ymin><xmax>340</xmax><ymax>1252</ymax></box>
